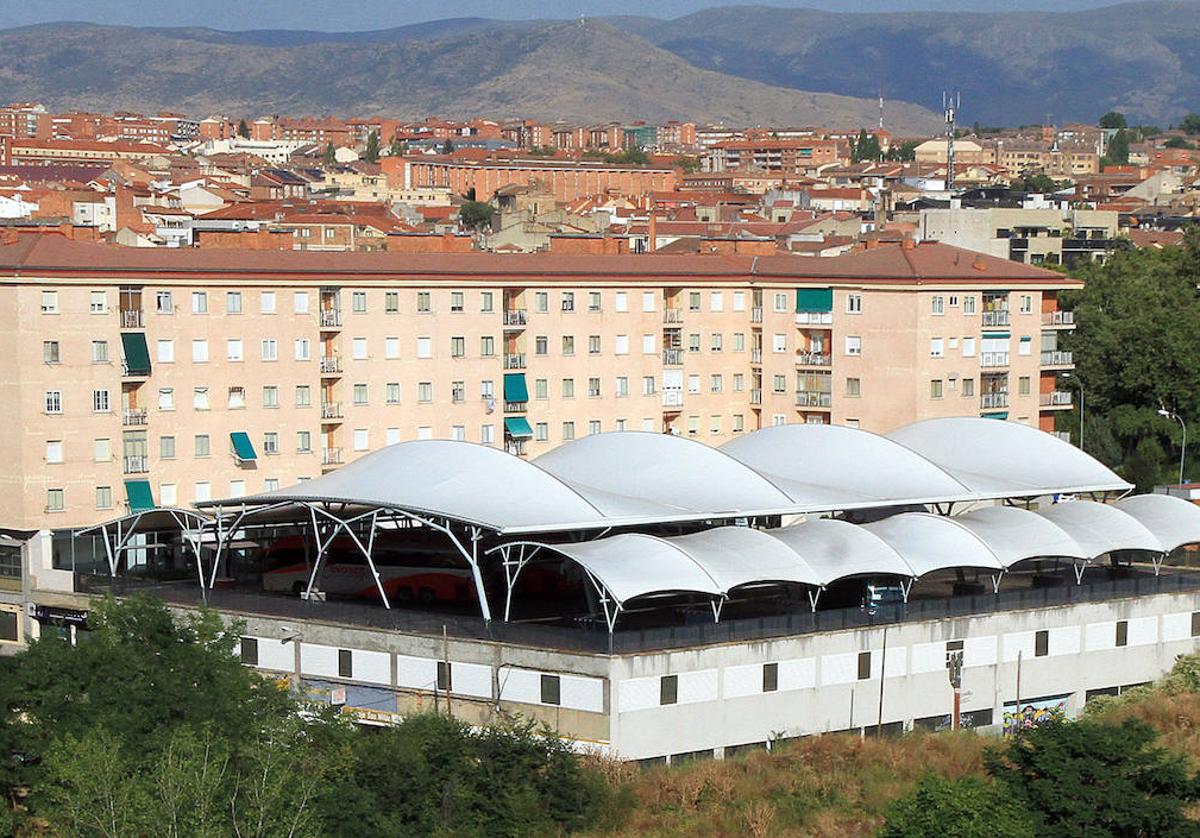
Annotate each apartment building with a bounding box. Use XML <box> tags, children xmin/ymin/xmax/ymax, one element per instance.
<box><xmin>0</xmin><ymin>232</ymin><xmax>1077</xmax><ymax>532</ymax></box>
<box><xmin>917</xmin><ymin>206</ymin><xmax>1120</xmax><ymax>266</ymax></box>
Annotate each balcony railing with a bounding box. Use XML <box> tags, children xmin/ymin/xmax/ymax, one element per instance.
<box><xmin>321</xmin><ymin>447</ymin><xmax>343</xmax><ymax>466</ymax></box>
<box><xmin>503</xmin><ymin>309</ymin><xmax>527</xmax><ymax>327</ymax></box>
<box><xmin>123</xmin><ymin>455</ymin><xmax>148</xmax><ymax>474</ymax></box>
<box><xmin>1052</xmin><ymin>431</ymin><xmax>1072</xmax><ymax>443</ymax></box>
<box><xmin>506</xmin><ymin>440</ymin><xmax>528</xmax><ymax>457</ymax></box>
<box><xmin>795</xmin><ymin>352</ymin><xmax>831</xmax><ymax>367</ymax></box>
<box><xmin>1041</xmin><ymin>310</ymin><xmax>1075</xmax><ymax>326</ymax></box>
<box><xmin>795</xmin><ymin>391</ymin><xmax>832</xmax><ymax>408</ymax></box>
<box><xmin>503</xmin><ymin>353</ymin><xmax>525</xmax><ymax>370</ymax></box>
<box><xmin>750</xmin><ymin>388</ymin><xmax>763</xmax><ymax>405</ymax></box>
<box><xmin>1041</xmin><ymin>350</ymin><xmax>1074</xmax><ymax>366</ymax></box>
<box><xmin>319</xmin><ymin>309</ymin><xmax>342</xmax><ymax>328</ymax></box>
<box><xmin>982</xmin><ymin>310</ymin><xmax>1011</xmax><ymax>327</ymax></box>
<box><xmin>795</xmin><ymin>311</ymin><xmax>833</xmax><ymax>326</ymax></box>
<box><xmin>321</xmin><ymin>401</ymin><xmax>343</xmax><ymax>420</ymax></box>
<box><xmin>751</xmin><ymin>307</ymin><xmax>763</xmax><ymax>324</ymax></box>
<box><xmin>122</xmin><ymin>408</ymin><xmax>148</xmax><ymax>426</ymax></box>
<box><xmin>120</xmin><ymin>361</ymin><xmax>149</xmax><ymax>377</ymax></box>
<box><xmin>120</xmin><ymin>309</ymin><xmax>144</xmax><ymax>329</ymax></box>
<box><xmin>981</xmin><ymin>392</ymin><xmax>1009</xmax><ymax>409</ymax></box>
<box><xmin>663</xmin><ymin>308</ymin><xmax>683</xmax><ymax>324</ymax></box>
<box><xmin>1040</xmin><ymin>391</ymin><xmax>1073</xmax><ymax>407</ymax></box>
<box><xmin>663</xmin><ymin>348</ymin><xmax>684</xmax><ymax>366</ymax></box>
<box><xmin>661</xmin><ymin>391</ymin><xmax>683</xmax><ymax>408</ymax></box>
<box><xmin>319</xmin><ymin>356</ymin><xmax>342</xmax><ymax>374</ymax></box>
<box><xmin>750</xmin><ymin>348</ymin><xmax>762</xmax><ymax>364</ymax></box>
<box><xmin>980</xmin><ymin>351</ymin><xmax>1010</xmax><ymax>368</ymax></box>
<box><xmin>504</xmin><ymin>401</ymin><xmax>527</xmax><ymax>413</ymax></box>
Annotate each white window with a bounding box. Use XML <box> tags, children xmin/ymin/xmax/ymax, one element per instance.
<box><xmin>191</xmin><ymin>339</ymin><xmax>209</xmax><ymax>363</ymax></box>
<box><xmin>296</xmin><ymin>431</ymin><xmax>311</xmax><ymax>452</ymax></box>
<box><xmin>263</xmin><ymin>479</ymin><xmax>279</xmax><ymax>492</ymax></box>
<box><xmin>642</xmin><ymin>334</ymin><xmax>656</xmax><ymax>354</ymax></box>
<box><xmin>225</xmin><ymin>291</ymin><xmax>242</xmax><ymax>314</ymax></box>
<box><xmin>688</xmin><ymin>374</ymin><xmax>700</xmax><ymax>394</ymax></box>
<box><xmin>480</xmin><ymin>425</ymin><xmax>495</xmax><ymax>445</ymax></box>
<box><xmin>45</xmin><ymin>440</ymin><xmax>63</xmax><ymax>464</ymax></box>
<box><xmin>260</xmin><ymin>291</ymin><xmax>276</xmax><ymax>314</ymax></box>
<box><xmin>191</xmin><ymin>291</ymin><xmax>208</xmax><ymax>314</ymax></box>
<box><xmin>615</xmin><ymin>292</ymin><xmax>628</xmax><ymax>312</ymax></box>
<box><xmin>261</xmin><ymin>339</ymin><xmax>278</xmax><ymax>361</ymax></box>
<box><xmin>615</xmin><ymin>377</ymin><xmax>629</xmax><ymax>397</ymax></box>
<box><xmin>732</xmin><ymin>291</ymin><xmax>745</xmax><ymax>312</ymax></box>
<box><xmin>416</xmin><ymin>337</ymin><xmax>432</xmax><ymax>359</ymax></box>
<box><xmin>194</xmin><ymin>482</ymin><xmax>212</xmax><ymax>502</ymax></box>
<box><xmin>642</xmin><ymin>291</ymin><xmax>655</xmax><ymax>312</ymax></box>
<box><xmin>1020</xmin><ymin>295</ymin><xmax>1033</xmax><ymax>314</ymax></box>
<box><xmin>159</xmin><ymin>484</ymin><xmax>177</xmax><ymax>507</ymax></box>
<box><xmin>643</xmin><ymin>376</ymin><xmax>656</xmax><ymax>396</ymax></box>
<box><xmin>352</xmin><ymin>291</ymin><xmax>368</xmax><ymax>313</ymax></box>
<box><xmin>353</xmin><ymin>429</ymin><xmax>369</xmax><ymax>451</ymax></box>
<box><xmin>94</xmin><ymin>438</ymin><xmax>111</xmax><ymax>462</ymax></box>
<box><xmin>226</xmin><ymin>339</ymin><xmax>243</xmax><ymax>362</ymax></box>
<box><xmin>263</xmin><ymin>434</ymin><xmax>280</xmax><ymax>455</ymax></box>
<box><xmin>293</xmin><ymin>291</ymin><xmax>310</xmax><ymax>314</ymax></box>
<box><xmin>193</xmin><ymin>387</ymin><xmax>209</xmax><ymax>411</ymax></box>
<box><xmin>710</xmin><ymin>291</ymin><xmax>724</xmax><ymax>312</ymax></box>
<box><xmin>227</xmin><ymin>387</ymin><xmax>245</xmax><ymax>409</ymax></box>
<box><xmin>386</xmin><ymin>428</ymin><xmax>402</xmax><ymax>445</ymax></box>
<box><xmin>963</xmin><ymin>295</ymin><xmax>976</xmax><ymax>315</ymax></box>
<box><xmin>92</xmin><ymin>340</ymin><xmax>109</xmax><ymax>363</ymax></box>
<box><xmin>90</xmin><ymin>290</ymin><xmax>106</xmax><ymax>313</ymax></box>
<box><xmin>46</xmin><ymin>489</ymin><xmax>64</xmax><ymax>512</ymax></box>
<box><xmin>384</xmin><ymin>337</ymin><xmax>400</xmax><ymax>359</ymax></box>
<box><xmin>156</xmin><ymin>340</ymin><xmax>174</xmax><ymax>363</ymax></box>
<box><xmin>92</xmin><ymin>389</ymin><xmax>110</xmax><ymax>413</ymax></box>
<box><xmin>931</xmin><ymin>295</ymin><xmax>944</xmax><ymax>315</ymax></box>
<box><xmin>417</xmin><ymin>382</ymin><xmax>432</xmax><ymax>402</ymax></box>
<box><xmin>41</xmin><ymin>291</ymin><xmax>58</xmax><ymax>313</ymax></box>
<box><xmin>194</xmin><ymin>435</ymin><xmax>211</xmax><ymax>457</ymax></box>
<box><xmin>930</xmin><ymin>338</ymin><xmax>944</xmax><ymax>358</ymax></box>
<box><xmin>535</xmin><ymin>423</ymin><xmax>549</xmax><ymax>442</ymax></box>
<box><xmin>262</xmin><ymin>386</ymin><xmax>278</xmax><ymax>409</ymax></box>
<box><xmin>295</xmin><ymin>385</ymin><xmax>311</xmax><ymax>407</ymax></box>
<box><xmin>1019</xmin><ymin>335</ymin><xmax>1033</xmax><ymax>356</ymax></box>
<box><xmin>614</xmin><ymin>335</ymin><xmax>629</xmax><ymax>355</ymax></box>
<box><xmin>417</xmin><ymin>426</ymin><xmax>433</xmax><ymax>440</ymax></box>
<box><xmin>228</xmin><ymin>480</ymin><xmax>246</xmax><ymax>498</ymax></box>
<box><xmin>352</xmin><ymin>337</ymin><xmax>368</xmax><ymax>360</ymax></box>
<box><xmin>294</xmin><ymin>338</ymin><xmax>311</xmax><ymax>361</ymax></box>
<box><xmin>385</xmin><ymin>383</ymin><xmax>400</xmax><ymax>404</ymax></box>
<box><xmin>845</xmin><ymin>336</ymin><xmax>862</xmax><ymax>356</ymax></box>
<box><xmin>156</xmin><ymin>290</ymin><xmax>173</xmax><ymax>313</ymax></box>
<box><xmin>846</xmin><ymin>294</ymin><xmax>862</xmax><ymax>313</ymax></box>
<box><xmin>353</xmin><ymin>384</ymin><xmax>368</xmax><ymax>405</ymax></box>
<box><xmin>773</xmin><ymin>292</ymin><xmax>789</xmax><ymax>312</ymax></box>
<box><xmin>158</xmin><ymin>388</ymin><xmax>174</xmax><ymax>411</ymax></box>
<box><xmin>451</xmin><ymin>425</ymin><xmax>466</xmax><ymax>442</ymax></box>
<box><xmin>480</xmin><ymin>292</ymin><xmax>493</xmax><ymax>312</ymax></box>
<box><xmin>962</xmin><ymin>337</ymin><xmax>977</xmax><ymax>357</ymax></box>
<box><xmin>772</xmin><ymin>333</ymin><xmax>787</xmax><ymax>353</ymax></box>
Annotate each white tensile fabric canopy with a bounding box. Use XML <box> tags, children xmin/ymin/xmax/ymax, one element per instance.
<box><xmin>1036</xmin><ymin>500</ymin><xmax>1164</xmax><ymax>557</ymax></box>
<box><xmin>1115</xmin><ymin>494</ymin><xmax>1200</xmax><ymax>552</ymax></box>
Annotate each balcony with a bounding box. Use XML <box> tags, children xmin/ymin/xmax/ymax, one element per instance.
<box><xmin>120</xmin><ymin>361</ymin><xmax>149</xmax><ymax>378</ymax></box>
<box><xmin>321</xmin><ymin>447</ymin><xmax>343</xmax><ymax>467</ymax></box>
<box><xmin>1041</xmin><ymin>350</ymin><xmax>1074</xmax><ymax>367</ymax></box>
<box><xmin>980</xmin><ymin>352</ymin><xmax>1010</xmax><ymax>368</ymax></box>
<box><xmin>120</xmin><ymin>309</ymin><xmax>144</xmax><ymax>329</ymax></box>
<box><xmin>981</xmin><ymin>392</ymin><xmax>1009</xmax><ymax>410</ymax></box>
<box><xmin>795</xmin><ymin>391</ymin><xmax>832</xmax><ymax>408</ymax></box>
<box><xmin>319</xmin><ymin>309</ymin><xmax>343</xmax><ymax>329</ymax></box>
<box><xmin>122</xmin><ymin>408</ymin><xmax>148</xmax><ymax>426</ymax></box>
<box><xmin>982</xmin><ymin>310</ymin><xmax>1011</xmax><ymax>327</ymax></box>
<box><xmin>795</xmin><ymin>311</ymin><xmax>833</xmax><ymax>326</ymax></box>
<box><xmin>503</xmin><ymin>309</ymin><xmax>527</xmax><ymax>328</ymax></box>
<box><xmin>321</xmin><ymin>401</ymin><xmax>343</xmax><ymax>421</ymax></box>
<box><xmin>1040</xmin><ymin>391</ymin><xmax>1073</xmax><ymax>407</ymax></box>
<box><xmin>750</xmin><ymin>348</ymin><xmax>762</xmax><ymax>365</ymax></box>
<box><xmin>795</xmin><ymin>352</ymin><xmax>831</xmax><ymax>367</ymax></box>
<box><xmin>504</xmin><ymin>401</ymin><xmax>527</xmax><ymax>414</ymax></box>
<box><xmin>662</xmin><ymin>348</ymin><xmax>684</xmax><ymax>366</ymax></box>
<box><xmin>751</xmin><ymin>307</ymin><xmax>763</xmax><ymax>324</ymax></box>
<box><xmin>123</xmin><ymin>455</ymin><xmax>148</xmax><ymax>474</ymax></box>
<box><xmin>319</xmin><ymin>356</ymin><xmax>342</xmax><ymax>375</ymax></box>
<box><xmin>1041</xmin><ymin>310</ymin><xmax>1075</xmax><ymax>327</ymax></box>
<box><xmin>1052</xmin><ymin>430</ymin><xmax>1072</xmax><ymax>443</ymax></box>
<box><xmin>505</xmin><ymin>440</ymin><xmax>528</xmax><ymax>457</ymax></box>
<box><xmin>750</xmin><ymin>388</ymin><xmax>763</xmax><ymax>405</ymax></box>
<box><xmin>663</xmin><ymin>308</ymin><xmax>683</xmax><ymax>324</ymax></box>
<box><xmin>503</xmin><ymin>353</ymin><xmax>526</xmax><ymax>370</ymax></box>
<box><xmin>661</xmin><ymin>391</ymin><xmax>683</xmax><ymax>409</ymax></box>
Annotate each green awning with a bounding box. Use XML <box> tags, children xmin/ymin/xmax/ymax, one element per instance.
<box><xmin>120</xmin><ymin>332</ymin><xmax>151</xmax><ymax>376</ymax></box>
<box><xmin>503</xmin><ymin>373</ymin><xmax>529</xmax><ymax>403</ymax></box>
<box><xmin>504</xmin><ymin>417</ymin><xmax>533</xmax><ymax>438</ymax></box>
<box><xmin>230</xmin><ymin>432</ymin><xmax>257</xmax><ymax>461</ymax></box>
<box><xmin>124</xmin><ymin>480</ymin><xmax>154</xmax><ymax>513</ymax></box>
<box><xmin>796</xmin><ymin>288</ymin><xmax>833</xmax><ymax>313</ymax></box>
<box><xmin>982</xmin><ymin>332</ymin><xmax>1011</xmax><ymax>340</ymax></box>
<box><xmin>982</xmin><ymin>412</ymin><xmax>1009</xmax><ymax>420</ymax></box>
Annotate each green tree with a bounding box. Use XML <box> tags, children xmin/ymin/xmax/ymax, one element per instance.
<box><xmin>39</xmin><ymin>727</ymin><xmax>153</xmax><ymax>838</ymax></box>
<box><xmin>879</xmin><ymin>774</ymin><xmax>1036</xmax><ymax>838</ymax></box>
<box><xmin>984</xmin><ymin>718</ymin><xmax>1200</xmax><ymax>837</ymax></box>
<box><xmin>322</xmin><ymin>141</ymin><xmax>337</xmax><ymax>168</ymax></box>
<box><xmin>1013</xmin><ymin>173</ymin><xmax>1063</xmax><ymax>193</ymax></box>
<box><xmin>674</xmin><ymin>155</ymin><xmax>700</xmax><ymax>173</ymax></box>
<box><xmin>458</xmin><ymin>200</ymin><xmax>495</xmax><ymax>230</ymax></box>
<box><xmin>852</xmin><ymin>129</ymin><xmax>882</xmax><ymax>163</ymax></box>
<box><xmin>1106</xmin><ymin>128</ymin><xmax>1130</xmax><ymax>165</ymax></box>
<box><xmin>441</xmin><ymin>139</ymin><xmax>455</xmax><ymax>155</ymax></box>
<box><xmin>1164</xmin><ymin>136</ymin><xmax>1195</xmax><ymax>150</ymax></box>
<box><xmin>388</xmin><ymin>135</ymin><xmax>405</xmax><ymax>157</ymax></box>
<box><xmin>1181</xmin><ymin>113</ymin><xmax>1200</xmax><ymax>135</ymax></box>
<box><xmin>885</xmin><ymin>140</ymin><xmax>919</xmax><ymax>162</ymax></box>
<box><xmin>1098</xmin><ymin>111</ymin><xmax>1128</xmax><ymax>129</ymax></box>
<box><xmin>363</xmin><ymin>130</ymin><xmax>380</xmax><ymax>164</ymax></box>
<box><xmin>237</xmin><ymin>119</ymin><xmax>250</xmax><ymax>139</ymax></box>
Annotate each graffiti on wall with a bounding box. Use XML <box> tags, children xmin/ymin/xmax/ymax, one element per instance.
<box><xmin>1002</xmin><ymin>694</ymin><xmax>1070</xmax><ymax>736</ymax></box>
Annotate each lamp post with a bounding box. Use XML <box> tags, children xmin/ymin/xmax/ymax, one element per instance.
<box><xmin>1158</xmin><ymin>408</ymin><xmax>1187</xmax><ymax>486</ymax></box>
<box><xmin>1062</xmin><ymin>373</ymin><xmax>1084</xmax><ymax>451</ymax></box>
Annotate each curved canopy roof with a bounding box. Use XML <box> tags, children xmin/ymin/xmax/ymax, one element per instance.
<box><xmin>1036</xmin><ymin>500</ymin><xmax>1163</xmax><ymax>557</ymax></box>
<box><xmin>669</xmin><ymin>527</ymin><xmax>823</xmax><ymax>590</ymax></box>
<box><xmin>952</xmin><ymin>505</ymin><xmax>1088</xmax><ymax>566</ymax></box>
<box><xmin>863</xmin><ymin>513</ymin><xmax>1006</xmax><ymax>576</ymax></box>
<box><xmin>1114</xmin><ymin>494</ymin><xmax>1200</xmax><ymax>552</ymax></box>
<box><xmin>721</xmin><ymin>424</ymin><xmax>974</xmax><ymax>509</ymax></box>
<box><xmin>534</xmin><ymin>432</ymin><xmax>795</xmax><ymax>518</ymax></box>
<box><xmin>887</xmin><ymin>418</ymin><xmax>1132</xmax><ymax>496</ymax></box>
<box><xmin>768</xmin><ymin>518</ymin><xmax>914</xmax><ymax>583</ymax></box>
<box><xmin>74</xmin><ymin>506</ymin><xmax>210</xmax><ymax>536</ymax></box>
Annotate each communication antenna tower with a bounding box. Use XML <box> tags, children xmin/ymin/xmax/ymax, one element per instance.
<box><xmin>943</xmin><ymin>91</ymin><xmax>960</xmax><ymax>192</ymax></box>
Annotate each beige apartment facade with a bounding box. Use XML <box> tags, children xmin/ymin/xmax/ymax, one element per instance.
<box><xmin>0</xmin><ymin>233</ymin><xmax>1078</xmax><ymax>532</ymax></box>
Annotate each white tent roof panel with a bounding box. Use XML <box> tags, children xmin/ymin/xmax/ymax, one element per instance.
<box><xmin>952</xmin><ymin>505</ymin><xmax>1088</xmax><ymax>566</ymax></box>
<box><xmin>668</xmin><ymin>527</ymin><xmax>824</xmax><ymax>590</ymax></box>
<box><xmin>1115</xmin><ymin>494</ymin><xmax>1200</xmax><ymax>552</ymax></box>
<box><xmin>768</xmin><ymin>518</ymin><xmax>915</xmax><ymax>584</ymax></box>
<box><xmin>1036</xmin><ymin>500</ymin><xmax>1164</xmax><ymax>557</ymax></box>
<box><xmin>863</xmin><ymin>513</ymin><xmax>1005</xmax><ymax>576</ymax></box>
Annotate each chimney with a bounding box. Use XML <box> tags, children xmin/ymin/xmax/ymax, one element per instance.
<box><xmin>902</xmin><ymin>235</ymin><xmax>916</xmax><ymax>251</ymax></box>
<box><xmin>972</xmin><ymin>254</ymin><xmax>987</xmax><ymax>271</ymax></box>
<box><xmin>646</xmin><ymin>212</ymin><xmax>657</xmax><ymax>253</ymax></box>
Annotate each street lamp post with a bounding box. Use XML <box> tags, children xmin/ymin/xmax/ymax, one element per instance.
<box><xmin>1158</xmin><ymin>408</ymin><xmax>1187</xmax><ymax>486</ymax></box>
<box><xmin>1062</xmin><ymin>373</ymin><xmax>1084</xmax><ymax>451</ymax></box>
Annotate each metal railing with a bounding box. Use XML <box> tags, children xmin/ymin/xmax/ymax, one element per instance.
<box><xmin>503</xmin><ymin>309</ymin><xmax>527</xmax><ymax>327</ymax></box>
<box><xmin>750</xmin><ymin>348</ymin><xmax>762</xmax><ymax>364</ymax></box>
<box><xmin>122</xmin><ymin>455</ymin><xmax>148</xmax><ymax>474</ymax></box>
<box><xmin>981</xmin><ymin>392</ymin><xmax>1009</xmax><ymax>409</ymax></box>
<box><xmin>982</xmin><ymin>310</ymin><xmax>1010</xmax><ymax>327</ymax></box>
<box><xmin>795</xmin><ymin>352</ymin><xmax>831</xmax><ymax>367</ymax></box>
<box><xmin>1041</xmin><ymin>350</ymin><xmax>1074</xmax><ymax>366</ymax></box>
<box><xmin>1041</xmin><ymin>391</ymin><xmax>1073</xmax><ymax>406</ymax></box>
<box><xmin>122</xmin><ymin>408</ymin><xmax>148</xmax><ymax>426</ymax></box>
<box><xmin>750</xmin><ymin>307</ymin><xmax>763</xmax><ymax>324</ymax></box>
<box><xmin>661</xmin><ymin>391</ymin><xmax>683</xmax><ymax>408</ymax></box>
<box><xmin>505</xmin><ymin>440</ymin><xmax>528</xmax><ymax>457</ymax></box>
<box><xmin>320</xmin><ymin>310</ymin><xmax>342</xmax><ymax>328</ymax></box>
<box><xmin>120</xmin><ymin>361</ymin><xmax>149</xmax><ymax>377</ymax></box>
<box><xmin>795</xmin><ymin>391</ymin><xmax>832</xmax><ymax>407</ymax></box>
<box><xmin>120</xmin><ymin>309</ymin><xmax>144</xmax><ymax>328</ymax></box>
<box><xmin>795</xmin><ymin>311</ymin><xmax>833</xmax><ymax>326</ymax></box>
<box><xmin>504</xmin><ymin>401</ymin><xmax>527</xmax><ymax>413</ymax></box>
<box><xmin>321</xmin><ymin>401</ymin><xmax>343</xmax><ymax>420</ymax></box>
<box><xmin>503</xmin><ymin>353</ymin><xmax>525</xmax><ymax>370</ymax></box>
<box><xmin>663</xmin><ymin>308</ymin><xmax>683</xmax><ymax>324</ymax></box>
<box><xmin>321</xmin><ymin>447</ymin><xmax>343</xmax><ymax>466</ymax></box>
<box><xmin>750</xmin><ymin>388</ymin><xmax>763</xmax><ymax>405</ymax></box>
<box><xmin>980</xmin><ymin>352</ymin><xmax>1010</xmax><ymax>368</ymax></box>
<box><xmin>1042</xmin><ymin>310</ymin><xmax>1074</xmax><ymax>326</ymax></box>
<box><xmin>319</xmin><ymin>356</ymin><xmax>342</xmax><ymax>374</ymax></box>
<box><xmin>662</xmin><ymin>348</ymin><xmax>684</xmax><ymax>366</ymax></box>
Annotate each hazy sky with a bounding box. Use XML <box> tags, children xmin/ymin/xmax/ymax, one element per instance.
<box><xmin>5</xmin><ymin>0</ymin><xmax>1125</xmax><ymax>30</ymax></box>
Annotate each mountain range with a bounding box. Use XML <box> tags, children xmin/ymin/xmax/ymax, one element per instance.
<box><xmin>0</xmin><ymin>2</ymin><xmax>1197</xmax><ymax>131</ymax></box>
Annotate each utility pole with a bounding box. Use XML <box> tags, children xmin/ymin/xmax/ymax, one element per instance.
<box><xmin>876</xmin><ymin>625</ymin><xmax>889</xmax><ymax>736</ymax></box>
